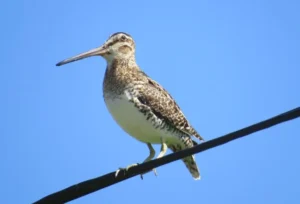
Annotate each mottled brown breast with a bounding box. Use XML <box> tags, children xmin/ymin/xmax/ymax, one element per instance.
<box><xmin>103</xmin><ymin>58</ymin><xmax>145</xmax><ymax>96</ymax></box>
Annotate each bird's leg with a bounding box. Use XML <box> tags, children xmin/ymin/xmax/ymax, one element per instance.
<box><xmin>115</xmin><ymin>143</ymin><xmax>155</xmax><ymax>178</ymax></box>
<box><xmin>157</xmin><ymin>140</ymin><xmax>168</xmax><ymax>159</ymax></box>
<box><xmin>139</xmin><ymin>143</ymin><xmax>156</xmax><ymax>179</ymax></box>
<box><xmin>141</xmin><ymin>138</ymin><xmax>168</xmax><ymax>178</ymax></box>
<box><xmin>143</xmin><ymin>143</ymin><xmax>156</xmax><ymax>162</ymax></box>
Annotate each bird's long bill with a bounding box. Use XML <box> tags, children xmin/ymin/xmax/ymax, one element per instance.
<box><xmin>56</xmin><ymin>46</ymin><xmax>106</xmax><ymax>66</ymax></box>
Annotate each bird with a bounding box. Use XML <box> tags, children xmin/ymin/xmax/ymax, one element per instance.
<box><xmin>56</xmin><ymin>32</ymin><xmax>204</xmax><ymax>180</ymax></box>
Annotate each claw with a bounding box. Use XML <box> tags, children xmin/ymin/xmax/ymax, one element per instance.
<box><xmin>115</xmin><ymin>163</ymin><xmax>158</xmax><ymax>179</ymax></box>
<box><xmin>115</xmin><ymin>163</ymin><xmax>139</xmax><ymax>178</ymax></box>
<box><xmin>115</xmin><ymin>168</ymin><xmax>122</xmax><ymax>177</ymax></box>
<box><xmin>140</xmin><ymin>168</ymin><xmax>158</xmax><ymax>179</ymax></box>
<box><xmin>153</xmin><ymin>168</ymin><xmax>158</xmax><ymax>176</ymax></box>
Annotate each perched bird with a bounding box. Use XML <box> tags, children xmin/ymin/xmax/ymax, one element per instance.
<box><xmin>56</xmin><ymin>32</ymin><xmax>204</xmax><ymax>180</ymax></box>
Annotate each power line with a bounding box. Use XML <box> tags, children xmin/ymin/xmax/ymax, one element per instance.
<box><xmin>34</xmin><ymin>107</ymin><xmax>300</xmax><ymax>204</ymax></box>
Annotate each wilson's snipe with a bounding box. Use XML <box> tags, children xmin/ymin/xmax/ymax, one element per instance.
<box><xmin>56</xmin><ymin>32</ymin><xmax>204</xmax><ymax>180</ymax></box>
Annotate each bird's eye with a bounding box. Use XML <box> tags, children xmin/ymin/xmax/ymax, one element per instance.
<box><xmin>121</xmin><ymin>35</ymin><xmax>126</xmax><ymax>41</ymax></box>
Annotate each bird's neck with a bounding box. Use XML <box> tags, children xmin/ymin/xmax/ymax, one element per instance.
<box><xmin>103</xmin><ymin>56</ymin><xmax>141</xmax><ymax>95</ymax></box>
<box><xmin>106</xmin><ymin>55</ymin><xmax>137</xmax><ymax>69</ymax></box>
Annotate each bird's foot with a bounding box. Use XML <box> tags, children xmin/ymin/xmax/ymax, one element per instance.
<box><xmin>115</xmin><ymin>164</ymin><xmax>158</xmax><ymax>179</ymax></box>
<box><xmin>115</xmin><ymin>163</ymin><xmax>139</xmax><ymax>177</ymax></box>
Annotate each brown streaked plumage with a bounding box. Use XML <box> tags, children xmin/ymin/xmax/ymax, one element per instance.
<box><xmin>56</xmin><ymin>32</ymin><xmax>204</xmax><ymax>180</ymax></box>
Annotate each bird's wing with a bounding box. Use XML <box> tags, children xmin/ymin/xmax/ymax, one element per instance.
<box><xmin>134</xmin><ymin>71</ymin><xmax>204</xmax><ymax>141</ymax></box>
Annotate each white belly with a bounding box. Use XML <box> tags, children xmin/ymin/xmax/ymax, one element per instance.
<box><xmin>104</xmin><ymin>93</ymin><xmax>178</xmax><ymax>144</ymax></box>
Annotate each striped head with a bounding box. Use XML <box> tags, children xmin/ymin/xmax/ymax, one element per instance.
<box><xmin>56</xmin><ymin>32</ymin><xmax>135</xmax><ymax>66</ymax></box>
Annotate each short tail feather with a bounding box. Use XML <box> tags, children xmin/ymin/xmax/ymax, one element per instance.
<box><xmin>169</xmin><ymin>140</ymin><xmax>200</xmax><ymax>180</ymax></box>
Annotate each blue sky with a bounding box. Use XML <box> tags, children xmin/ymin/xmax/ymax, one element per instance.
<box><xmin>2</xmin><ymin>0</ymin><xmax>300</xmax><ymax>203</ymax></box>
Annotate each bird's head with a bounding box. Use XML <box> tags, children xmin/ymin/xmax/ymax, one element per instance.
<box><xmin>56</xmin><ymin>32</ymin><xmax>135</xmax><ymax>66</ymax></box>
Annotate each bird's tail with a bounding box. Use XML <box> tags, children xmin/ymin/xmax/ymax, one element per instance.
<box><xmin>168</xmin><ymin>138</ymin><xmax>200</xmax><ymax>180</ymax></box>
